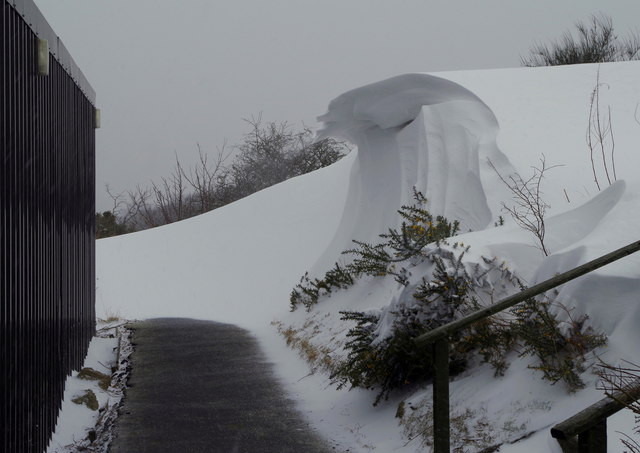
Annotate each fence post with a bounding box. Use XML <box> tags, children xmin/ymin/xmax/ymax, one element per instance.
<box><xmin>551</xmin><ymin>378</ymin><xmax>640</xmax><ymax>452</ymax></box>
<box><xmin>578</xmin><ymin>419</ymin><xmax>606</xmax><ymax>453</ymax></box>
<box><xmin>433</xmin><ymin>337</ymin><xmax>450</xmax><ymax>453</ymax></box>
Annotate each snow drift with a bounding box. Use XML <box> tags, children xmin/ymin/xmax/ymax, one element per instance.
<box><xmin>313</xmin><ymin>74</ymin><xmax>514</xmax><ymax>274</ymax></box>
<box><xmin>95</xmin><ymin>61</ymin><xmax>640</xmax><ymax>452</ymax></box>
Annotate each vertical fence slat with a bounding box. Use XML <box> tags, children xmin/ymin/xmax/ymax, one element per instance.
<box><xmin>1</xmin><ymin>1</ymin><xmax>96</xmax><ymax>451</ymax></box>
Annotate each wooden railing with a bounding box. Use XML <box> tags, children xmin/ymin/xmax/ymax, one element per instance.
<box><xmin>412</xmin><ymin>240</ymin><xmax>640</xmax><ymax>453</ymax></box>
<box><xmin>551</xmin><ymin>379</ymin><xmax>640</xmax><ymax>453</ymax></box>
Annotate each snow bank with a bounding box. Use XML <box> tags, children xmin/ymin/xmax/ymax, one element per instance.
<box><xmin>95</xmin><ymin>61</ymin><xmax>640</xmax><ymax>452</ymax></box>
<box><xmin>47</xmin><ymin>323</ymin><xmax>130</xmax><ymax>452</ymax></box>
<box><xmin>96</xmin><ymin>157</ymin><xmax>352</xmax><ymax>329</ymax></box>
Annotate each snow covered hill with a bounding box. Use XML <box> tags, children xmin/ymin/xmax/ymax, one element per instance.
<box><xmin>96</xmin><ymin>61</ymin><xmax>640</xmax><ymax>452</ymax></box>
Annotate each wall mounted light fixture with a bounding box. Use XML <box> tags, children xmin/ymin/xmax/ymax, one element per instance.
<box><xmin>37</xmin><ymin>38</ymin><xmax>49</xmax><ymax>75</ymax></box>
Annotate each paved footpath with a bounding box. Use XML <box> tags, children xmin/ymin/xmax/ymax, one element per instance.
<box><xmin>109</xmin><ymin>318</ymin><xmax>334</xmax><ymax>453</ymax></box>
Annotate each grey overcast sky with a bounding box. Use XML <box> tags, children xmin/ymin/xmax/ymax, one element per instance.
<box><xmin>33</xmin><ymin>0</ymin><xmax>640</xmax><ymax>211</ymax></box>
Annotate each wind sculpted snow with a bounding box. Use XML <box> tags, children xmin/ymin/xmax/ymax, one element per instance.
<box><xmin>313</xmin><ymin>74</ymin><xmax>514</xmax><ymax>275</ymax></box>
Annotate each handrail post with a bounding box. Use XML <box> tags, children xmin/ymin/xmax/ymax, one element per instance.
<box><xmin>551</xmin><ymin>379</ymin><xmax>640</xmax><ymax>452</ymax></box>
<box><xmin>578</xmin><ymin>419</ymin><xmax>606</xmax><ymax>453</ymax></box>
<box><xmin>433</xmin><ymin>337</ymin><xmax>450</xmax><ymax>453</ymax></box>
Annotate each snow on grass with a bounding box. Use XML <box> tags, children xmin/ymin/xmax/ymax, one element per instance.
<box><xmin>92</xmin><ymin>61</ymin><xmax>640</xmax><ymax>452</ymax></box>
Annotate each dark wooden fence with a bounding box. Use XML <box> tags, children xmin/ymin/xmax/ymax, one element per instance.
<box><xmin>1</xmin><ymin>1</ymin><xmax>97</xmax><ymax>451</ymax></box>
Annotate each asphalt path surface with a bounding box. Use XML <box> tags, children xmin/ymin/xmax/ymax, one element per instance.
<box><xmin>109</xmin><ymin>318</ymin><xmax>334</xmax><ymax>453</ymax></box>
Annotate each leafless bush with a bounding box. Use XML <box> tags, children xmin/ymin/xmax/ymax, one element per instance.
<box><xmin>489</xmin><ymin>156</ymin><xmax>560</xmax><ymax>256</ymax></box>
<box><xmin>522</xmin><ymin>14</ymin><xmax>640</xmax><ymax>67</ymax></box>
<box><xmin>182</xmin><ymin>142</ymin><xmax>232</xmax><ymax>213</ymax></box>
<box><xmin>587</xmin><ymin>69</ymin><xmax>617</xmax><ymax>191</ymax></box>
<box><xmin>227</xmin><ymin>117</ymin><xmax>346</xmax><ymax>200</ymax></box>
<box><xmin>101</xmin><ymin>118</ymin><xmax>349</xmax><ymax>234</ymax></box>
<box><xmin>122</xmin><ymin>156</ymin><xmax>193</xmax><ymax>230</ymax></box>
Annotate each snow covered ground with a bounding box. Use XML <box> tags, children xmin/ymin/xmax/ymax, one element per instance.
<box><xmin>56</xmin><ymin>61</ymin><xmax>640</xmax><ymax>451</ymax></box>
<box><xmin>47</xmin><ymin>322</ymin><xmax>131</xmax><ymax>452</ymax></box>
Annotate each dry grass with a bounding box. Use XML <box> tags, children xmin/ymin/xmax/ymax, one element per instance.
<box><xmin>272</xmin><ymin>320</ymin><xmax>338</xmax><ymax>374</ymax></box>
<box><xmin>398</xmin><ymin>398</ymin><xmax>509</xmax><ymax>452</ymax></box>
<box><xmin>77</xmin><ymin>367</ymin><xmax>112</xmax><ymax>391</ymax></box>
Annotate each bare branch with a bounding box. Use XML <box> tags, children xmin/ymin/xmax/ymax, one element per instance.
<box><xmin>596</xmin><ymin>360</ymin><xmax>640</xmax><ymax>452</ymax></box>
<box><xmin>587</xmin><ymin>68</ymin><xmax>617</xmax><ymax>191</ymax></box>
<box><xmin>489</xmin><ymin>156</ymin><xmax>560</xmax><ymax>256</ymax></box>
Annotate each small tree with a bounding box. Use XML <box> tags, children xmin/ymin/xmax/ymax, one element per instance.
<box><xmin>522</xmin><ymin>13</ymin><xmax>640</xmax><ymax>66</ymax></box>
<box><xmin>95</xmin><ymin>211</ymin><xmax>130</xmax><ymax>238</ymax></box>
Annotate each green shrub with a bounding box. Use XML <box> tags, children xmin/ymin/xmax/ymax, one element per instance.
<box><xmin>333</xmin><ymin>257</ymin><xmax>606</xmax><ymax>403</ymax></box>
<box><xmin>289</xmin><ymin>263</ymin><xmax>354</xmax><ymax>311</ymax></box>
<box><xmin>510</xmin><ymin>296</ymin><xmax>607</xmax><ymax>390</ymax></box>
<box><xmin>343</xmin><ymin>189</ymin><xmax>459</xmax><ymax>280</ymax></box>
<box><xmin>96</xmin><ymin>211</ymin><xmax>130</xmax><ymax>238</ymax></box>
<box><xmin>289</xmin><ymin>189</ymin><xmax>459</xmax><ymax>310</ymax></box>
<box><xmin>289</xmin><ymin>188</ymin><xmax>607</xmax><ymax>404</ymax></box>
<box><xmin>330</xmin><ymin>247</ymin><xmax>474</xmax><ymax>405</ymax></box>
<box><xmin>459</xmin><ymin>292</ymin><xmax>607</xmax><ymax>391</ymax></box>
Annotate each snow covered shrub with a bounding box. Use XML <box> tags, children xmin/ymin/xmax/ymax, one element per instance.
<box><xmin>457</xmin><ymin>291</ymin><xmax>607</xmax><ymax>392</ymax></box>
<box><xmin>289</xmin><ymin>264</ymin><xmax>355</xmax><ymax>311</ymax></box>
<box><xmin>288</xmin><ymin>188</ymin><xmax>607</xmax><ymax>404</ymax></box>
<box><xmin>330</xmin><ymin>247</ymin><xmax>477</xmax><ymax>405</ymax></box>
<box><xmin>289</xmin><ymin>189</ymin><xmax>459</xmax><ymax>310</ymax></box>
<box><xmin>510</xmin><ymin>296</ymin><xmax>607</xmax><ymax>391</ymax></box>
<box><xmin>330</xmin><ymin>245</ymin><xmax>518</xmax><ymax>404</ymax></box>
<box><xmin>330</xmin><ymin>248</ymin><xmax>606</xmax><ymax>402</ymax></box>
<box><xmin>343</xmin><ymin>190</ymin><xmax>459</xmax><ymax>284</ymax></box>
<box><xmin>459</xmin><ymin>289</ymin><xmax>607</xmax><ymax>391</ymax></box>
